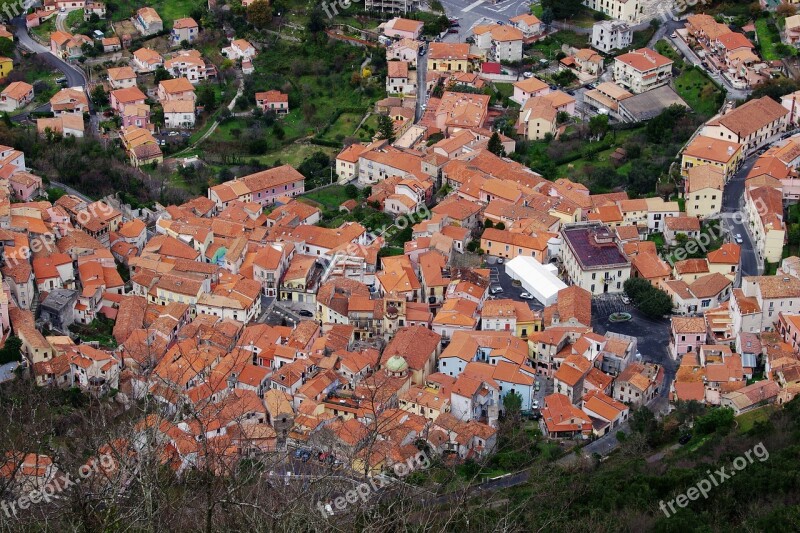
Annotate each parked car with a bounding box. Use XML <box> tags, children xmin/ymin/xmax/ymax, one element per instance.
<box><xmin>678</xmin><ymin>433</ymin><xmax>692</xmax><ymax>445</ymax></box>
<box><xmin>534</xmin><ymin>381</ymin><xmax>541</xmax><ymax>391</ymax></box>
<box><xmin>670</xmin><ymin>32</ymin><xmax>677</xmax><ymax>38</ymax></box>
<box><xmin>447</xmin><ymin>28</ymin><xmax>459</xmax><ymax>34</ymax></box>
<box><xmin>298</xmin><ymin>309</ymin><xmax>314</xmax><ymax>317</ymax></box>
<box><xmin>450</xmin><ymin>21</ymin><xmax>460</xmax><ymax>27</ymax></box>
<box><xmin>489</xmin><ymin>286</ymin><xmax>503</xmax><ymax>295</ymax></box>
<box><xmin>532</xmin><ymin>399</ymin><xmax>540</xmax><ymax>409</ymax></box>
<box><xmin>497</xmin><ymin>257</ymin><xmax>504</xmax><ymax>264</ymax></box>
<box><xmin>621</xmin><ymin>295</ymin><xmax>631</xmax><ymax>305</ymax></box>
<box><xmin>519</xmin><ymin>292</ymin><xmax>533</xmax><ymax>300</ymax></box>
<box><xmin>523</xmin><ymin>71</ymin><xmax>533</xmax><ymax>78</ymax></box>
<box><xmin>734</xmin><ymin>234</ymin><xmax>743</xmax><ymax>244</ymax></box>
<box><xmin>300</xmin><ymin>450</ymin><xmax>312</xmax><ymax>462</ymax></box>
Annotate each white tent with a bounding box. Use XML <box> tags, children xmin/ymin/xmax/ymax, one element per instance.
<box><xmin>505</xmin><ymin>256</ymin><xmax>567</xmax><ymax>306</ymax></box>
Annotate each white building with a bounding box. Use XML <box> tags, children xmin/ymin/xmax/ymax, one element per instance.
<box><xmin>591</xmin><ymin>20</ymin><xmax>632</xmax><ymax>53</ymax></box>
<box><xmin>613</xmin><ymin>48</ymin><xmax>673</xmax><ymax>94</ymax></box>
<box><xmin>504</xmin><ymin>256</ymin><xmax>566</xmax><ymax>306</ymax></box>
<box><xmin>560</xmin><ymin>224</ymin><xmax>631</xmax><ymax>295</ymax></box>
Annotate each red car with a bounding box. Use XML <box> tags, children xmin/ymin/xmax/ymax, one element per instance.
<box><xmin>447</xmin><ymin>28</ymin><xmax>458</xmax><ymax>34</ymax></box>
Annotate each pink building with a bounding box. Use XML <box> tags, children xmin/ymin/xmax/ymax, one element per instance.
<box><xmin>670</xmin><ymin>317</ymin><xmax>708</xmax><ymax>360</ymax></box>
<box><xmin>110</xmin><ymin>87</ymin><xmax>146</xmax><ymax>114</ymax></box>
<box><xmin>8</xmin><ymin>171</ymin><xmax>43</xmax><ymax>202</ymax></box>
<box><xmin>208</xmin><ymin>165</ymin><xmax>306</xmax><ymax>209</ymax></box>
<box><xmin>121</xmin><ymin>104</ymin><xmax>152</xmax><ymax>130</ymax></box>
<box><xmin>382</xmin><ymin>17</ymin><xmax>424</xmax><ymax>40</ymax></box>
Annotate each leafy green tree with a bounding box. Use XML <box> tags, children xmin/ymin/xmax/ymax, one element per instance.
<box><xmin>0</xmin><ymin>37</ymin><xmax>13</xmax><ymax>57</ymax></box>
<box><xmin>307</xmin><ymin>6</ymin><xmax>327</xmax><ymax>33</ymax></box>
<box><xmin>247</xmin><ymin>0</ymin><xmax>273</xmax><ymax>28</ymax></box>
<box><xmin>377</xmin><ymin>114</ymin><xmax>395</xmax><ymax>142</ymax></box>
<box><xmin>361</xmin><ymin>186</ymin><xmax>372</xmax><ymax>199</ymax></box>
<box><xmin>0</xmin><ymin>336</ymin><xmax>22</xmax><ymax>364</ymax></box>
<box><xmin>91</xmin><ymin>85</ymin><xmax>108</xmax><ymax>107</ymax></box>
<box><xmin>487</xmin><ymin>131</ymin><xmax>506</xmax><ymax>157</ymax></box>
<box><xmin>154</xmin><ymin>66</ymin><xmax>173</xmax><ymax>83</ymax></box>
<box><xmin>541</xmin><ymin>0</ymin><xmax>583</xmax><ymax>19</ymax></box>
<box><xmin>695</xmin><ymin>407</ymin><xmax>735</xmax><ymax>435</ymax></box>
<box><xmin>484</xmin><ymin>219</ymin><xmax>494</xmax><ymax>229</ymax></box>
<box><xmin>541</xmin><ymin>7</ymin><xmax>554</xmax><ymax>26</ymax></box>
<box><xmin>344</xmin><ymin>184</ymin><xmax>358</xmax><ymax>199</ymax></box>
<box><xmin>503</xmin><ymin>391</ymin><xmax>523</xmax><ymax>418</ymax></box>
<box><xmin>196</xmin><ymin>84</ymin><xmax>217</xmax><ymax>111</ymax></box>
<box><xmin>495</xmin><ymin>222</ymin><xmax>505</xmax><ymax>230</ymax></box>
<box><xmin>588</xmin><ymin>114</ymin><xmax>609</xmax><ymax>139</ymax></box>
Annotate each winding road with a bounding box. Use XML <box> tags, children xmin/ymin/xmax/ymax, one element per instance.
<box><xmin>11</xmin><ymin>16</ymin><xmax>88</xmax><ymax>89</ymax></box>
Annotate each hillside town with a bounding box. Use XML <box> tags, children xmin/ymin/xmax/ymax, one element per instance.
<box><xmin>0</xmin><ymin>0</ymin><xmax>799</xmax><ymax>529</ymax></box>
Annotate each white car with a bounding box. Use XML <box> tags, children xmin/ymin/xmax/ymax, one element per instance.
<box><xmin>621</xmin><ymin>295</ymin><xmax>631</xmax><ymax>305</ymax></box>
<box><xmin>523</xmin><ymin>71</ymin><xmax>533</xmax><ymax>78</ymax></box>
<box><xmin>489</xmin><ymin>286</ymin><xmax>503</xmax><ymax>295</ymax></box>
<box><xmin>519</xmin><ymin>292</ymin><xmax>533</xmax><ymax>300</ymax></box>
<box><xmin>532</xmin><ymin>400</ymin><xmax>540</xmax><ymax>410</ymax></box>
<box><xmin>734</xmin><ymin>234</ymin><xmax>743</xmax><ymax>244</ymax></box>
<box><xmin>497</xmin><ymin>257</ymin><xmax>504</xmax><ymax>264</ymax></box>
<box><xmin>671</xmin><ymin>33</ymin><xmax>677</xmax><ymax>38</ymax></box>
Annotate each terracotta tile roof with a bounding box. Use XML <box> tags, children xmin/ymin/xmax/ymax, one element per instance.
<box><xmin>173</xmin><ymin>17</ymin><xmax>198</xmax><ymax>29</ymax></box>
<box><xmin>671</xmin><ymin>316</ymin><xmax>707</xmax><ymax>333</ymax></box>
<box><xmin>707</xmin><ymin>96</ymin><xmax>788</xmax><ymax>138</ymax></box>
<box><xmin>428</xmin><ymin>42</ymin><xmax>469</xmax><ymax>60</ymax></box>
<box><xmin>686</xmin><ymin>164</ymin><xmax>725</xmax><ymax>192</ymax></box>
<box><xmin>632</xmin><ymin>252</ymin><xmax>671</xmax><ymax>280</ymax></box>
<box><xmin>707</xmin><ymin>243</ymin><xmax>740</xmax><ymax>265</ymax></box>
<box><xmin>683</xmin><ymin>135</ymin><xmax>741</xmax><ymax>163</ymax></box>
<box><xmin>665</xmin><ymin>215</ymin><xmax>701</xmax><ymax>232</ymax></box>
<box><xmin>675</xmin><ymin>258</ymin><xmax>710</xmax><ymax>275</ymax></box>
<box><xmin>615</xmin><ymin>48</ymin><xmax>672</xmax><ymax>71</ymax></box>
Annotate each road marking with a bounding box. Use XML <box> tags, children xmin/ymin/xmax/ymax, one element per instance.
<box><xmin>462</xmin><ymin>0</ymin><xmax>485</xmax><ymax>12</ymax></box>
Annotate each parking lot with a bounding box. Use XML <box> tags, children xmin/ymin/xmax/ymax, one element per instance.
<box><xmin>485</xmin><ymin>258</ymin><xmax>545</xmax><ymax>312</ymax></box>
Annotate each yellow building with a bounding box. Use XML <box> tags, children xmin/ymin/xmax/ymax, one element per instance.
<box><xmin>0</xmin><ymin>56</ymin><xmax>13</xmax><ymax>79</ymax></box>
<box><xmin>516</xmin><ymin>100</ymin><xmax>557</xmax><ymax>140</ymax></box>
<box><xmin>583</xmin><ymin>0</ymin><xmax>640</xmax><ymax>23</ymax></box>
<box><xmin>685</xmin><ymin>164</ymin><xmax>725</xmax><ymax>219</ymax></box>
<box><xmin>681</xmin><ymin>135</ymin><xmax>743</xmax><ymax>180</ymax></box>
<box><xmin>427</xmin><ymin>42</ymin><xmax>470</xmax><ymax>72</ymax></box>
<box><xmin>481</xmin><ymin>227</ymin><xmax>554</xmax><ymax>263</ymax></box>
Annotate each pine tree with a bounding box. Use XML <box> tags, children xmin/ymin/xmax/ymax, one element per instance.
<box><xmin>488</xmin><ymin>131</ymin><xmax>506</xmax><ymax>157</ymax></box>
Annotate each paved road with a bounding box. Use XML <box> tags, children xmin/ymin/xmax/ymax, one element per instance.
<box><xmin>438</xmin><ymin>0</ymin><xmax>531</xmax><ymax>43</ymax></box>
<box><xmin>416</xmin><ymin>46</ymin><xmax>427</xmax><ymax>122</ymax></box>
<box><xmin>721</xmin><ymin>157</ymin><xmax>761</xmax><ymax>280</ymax></box>
<box><xmin>49</xmin><ymin>179</ymin><xmax>93</xmax><ymax>202</ymax></box>
<box><xmin>11</xmin><ymin>16</ymin><xmax>88</xmax><ymax>91</ymax></box>
<box><xmin>55</xmin><ymin>12</ymin><xmax>68</xmax><ymax>33</ymax></box>
<box><xmin>591</xmin><ymin>293</ymin><xmax>675</xmax><ymax>397</ymax></box>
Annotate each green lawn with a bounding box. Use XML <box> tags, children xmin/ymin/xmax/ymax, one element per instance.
<box><xmin>736</xmin><ymin>405</ymin><xmax>776</xmax><ymax>433</ymax></box>
<box><xmin>256</xmin><ymin>144</ymin><xmax>337</xmax><ymax>169</ymax></box>
<box><xmin>755</xmin><ymin>18</ymin><xmax>781</xmax><ymax>61</ymax></box>
<box><xmin>320</xmin><ymin>112</ymin><xmax>366</xmax><ymax>143</ymax></box>
<box><xmin>527</xmin><ymin>31</ymin><xmax>589</xmax><ymax>60</ymax></box>
<box><xmin>674</xmin><ymin>67</ymin><xmax>723</xmax><ymax>117</ymax></box>
<box><xmin>107</xmin><ymin>0</ymin><xmax>205</xmax><ymax>25</ymax></box>
<box><xmin>655</xmin><ymin>40</ymin><xmax>685</xmax><ymax>69</ymax></box>
<box><xmin>300</xmin><ymin>185</ymin><xmax>351</xmax><ymax>210</ymax></box>
<box><xmin>31</xmin><ymin>18</ymin><xmax>55</xmax><ymax>43</ymax></box>
<box><xmin>495</xmin><ymin>82</ymin><xmax>514</xmax><ymax>101</ymax></box>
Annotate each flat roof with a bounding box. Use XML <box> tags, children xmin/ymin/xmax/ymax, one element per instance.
<box><xmin>618</xmin><ymin>86</ymin><xmax>688</xmax><ymax>122</ymax></box>
<box><xmin>562</xmin><ymin>225</ymin><xmax>630</xmax><ymax>270</ymax></box>
<box><xmin>505</xmin><ymin>256</ymin><xmax>566</xmax><ymax>304</ymax></box>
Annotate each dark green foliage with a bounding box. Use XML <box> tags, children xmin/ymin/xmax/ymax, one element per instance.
<box><xmin>0</xmin><ymin>336</ymin><xmax>22</xmax><ymax>364</ymax></box>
